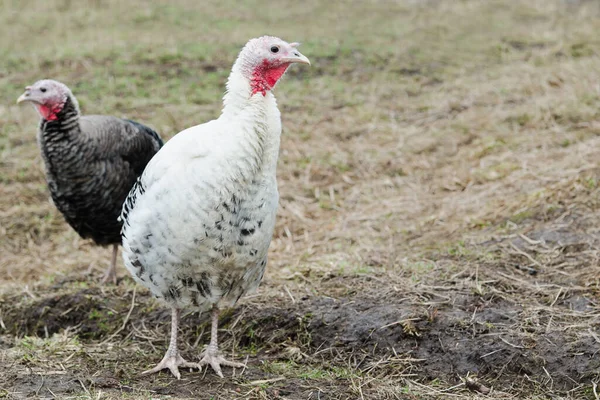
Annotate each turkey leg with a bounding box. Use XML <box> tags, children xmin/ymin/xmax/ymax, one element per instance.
<box><xmin>199</xmin><ymin>304</ymin><xmax>245</xmax><ymax>377</ymax></box>
<box><xmin>101</xmin><ymin>244</ymin><xmax>119</xmax><ymax>285</ymax></box>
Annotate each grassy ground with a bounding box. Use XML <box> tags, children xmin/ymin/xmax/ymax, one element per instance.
<box><xmin>1</xmin><ymin>0</ymin><xmax>600</xmax><ymax>398</ymax></box>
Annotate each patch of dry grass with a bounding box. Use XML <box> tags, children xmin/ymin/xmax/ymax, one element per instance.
<box><xmin>2</xmin><ymin>0</ymin><xmax>600</xmax><ymax>398</ymax></box>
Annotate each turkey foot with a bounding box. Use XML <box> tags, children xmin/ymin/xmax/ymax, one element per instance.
<box><xmin>199</xmin><ymin>345</ymin><xmax>245</xmax><ymax>378</ymax></box>
<box><xmin>200</xmin><ymin>305</ymin><xmax>245</xmax><ymax>378</ymax></box>
<box><xmin>142</xmin><ymin>353</ymin><xmax>201</xmax><ymax>379</ymax></box>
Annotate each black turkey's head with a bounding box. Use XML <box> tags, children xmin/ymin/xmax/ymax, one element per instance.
<box><xmin>17</xmin><ymin>79</ymin><xmax>75</xmax><ymax>121</ymax></box>
<box><xmin>237</xmin><ymin>36</ymin><xmax>311</xmax><ymax>96</ymax></box>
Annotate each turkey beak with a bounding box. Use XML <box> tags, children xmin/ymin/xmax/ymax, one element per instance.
<box><xmin>17</xmin><ymin>87</ymin><xmax>33</xmax><ymax>104</ymax></box>
<box><xmin>282</xmin><ymin>51</ymin><xmax>311</xmax><ymax>66</ymax></box>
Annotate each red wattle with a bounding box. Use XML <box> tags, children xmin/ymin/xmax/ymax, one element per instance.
<box><xmin>264</xmin><ymin>63</ymin><xmax>289</xmax><ymax>88</ymax></box>
<box><xmin>36</xmin><ymin>104</ymin><xmax>60</xmax><ymax>121</ymax></box>
<box><xmin>251</xmin><ymin>59</ymin><xmax>290</xmax><ymax>96</ymax></box>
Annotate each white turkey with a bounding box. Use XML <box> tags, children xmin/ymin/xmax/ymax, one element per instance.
<box><xmin>120</xmin><ymin>36</ymin><xmax>310</xmax><ymax>378</ymax></box>
<box><xmin>17</xmin><ymin>80</ymin><xmax>163</xmax><ymax>284</ymax></box>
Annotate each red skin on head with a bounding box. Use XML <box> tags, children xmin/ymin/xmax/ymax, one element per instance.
<box><xmin>35</xmin><ymin>102</ymin><xmax>63</xmax><ymax>121</ymax></box>
<box><xmin>251</xmin><ymin>59</ymin><xmax>291</xmax><ymax>96</ymax></box>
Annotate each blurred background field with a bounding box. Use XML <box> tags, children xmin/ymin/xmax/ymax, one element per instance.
<box><xmin>2</xmin><ymin>0</ymin><xmax>600</xmax><ymax>398</ymax></box>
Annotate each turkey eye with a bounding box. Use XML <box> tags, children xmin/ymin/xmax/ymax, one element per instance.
<box><xmin>270</xmin><ymin>46</ymin><xmax>279</xmax><ymax>54</ymax></box>
<box><xmin>40</xmin><ymin>88</ymin><xmax>47</xmax><ymax>93</ymax></box>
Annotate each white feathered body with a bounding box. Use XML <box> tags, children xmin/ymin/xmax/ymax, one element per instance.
<box><xmin>121</xmin><ymin>72</ymin><xmax>282</xmax><ymax>311</ymax></box>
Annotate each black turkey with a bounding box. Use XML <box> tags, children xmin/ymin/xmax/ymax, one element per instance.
<box><xmin>17</xmin><ymin>79</ymin><xmax>163</xmax><ymax>284</ymax></box>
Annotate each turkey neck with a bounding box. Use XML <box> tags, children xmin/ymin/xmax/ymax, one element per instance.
<box><xmin>39</xmin><ymin>96</ymin><xmax>81</xmax><ymax>144</ymax></box>
<box><xmin>38</xmin><ymin>96</ymin><xmax>87</xmax><ymax>177</ymax></box>
<box><xmin>220</xmin><ymin>64</ymin><xmax>282</xmax><ymax>181</ymax></box>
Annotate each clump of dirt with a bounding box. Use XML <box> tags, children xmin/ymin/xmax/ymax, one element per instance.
<box><xmin>288</xmin><ymin>293</ymin><xmax>598</xmax><ymax>392</ymax></box>
<box><xmin>5</xmin><ymin>288</ymin><xmax>115</xmax><ymax>339</ymax></box>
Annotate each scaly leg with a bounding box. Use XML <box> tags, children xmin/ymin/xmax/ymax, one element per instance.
<box><xmin>142</xmin><ymin>308</ymin><xmax>201</xmax><ymax>379</ymax></box>
<box><xmin>101</xmin><ymin>244</ymin><xmax>118</xmax><ymax>285</ymax></box>
<box><xmin>199</xmin><ymin>304</ymin><xmax>245</xmax><ymax>377</ymax></box>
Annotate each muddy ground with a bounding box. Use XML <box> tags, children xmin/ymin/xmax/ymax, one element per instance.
<box><xmin>1</xmin><ymin>281</ymin><xmax>595</xmax><ymax>399</ymax></box>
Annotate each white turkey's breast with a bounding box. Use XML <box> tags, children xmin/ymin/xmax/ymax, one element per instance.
<box><xmin>121</xmin><ymin>100</ymin><xmax>281</xmax><ymax>311</ymax></box>
<box><xmin>124</xmin><ymin>172</ymin><xmax>278</xmax><ymax>310</ymax></box>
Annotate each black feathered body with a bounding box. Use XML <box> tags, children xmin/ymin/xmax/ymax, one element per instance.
<box><xmin>38</xmin><ymin>97</ymin><xmax>163</xmax><ymax>245</ymax></box>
